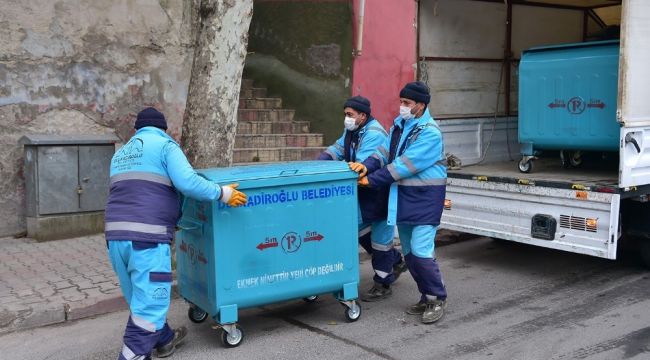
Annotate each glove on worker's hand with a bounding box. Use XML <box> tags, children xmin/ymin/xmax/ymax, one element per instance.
<box><xmin>220</xmin><ymin>183</ymin><xmax>248</xmax><ymax>207</ymax></box>
<box><xmin>358</xmin><ymin>176</ymin><xmax>370</xmax><ymax>187</ymax></box>
<box><xmin>348</xmin><ymin>162</ymin><xmax>368</xmax><ymax>178</ymax></box>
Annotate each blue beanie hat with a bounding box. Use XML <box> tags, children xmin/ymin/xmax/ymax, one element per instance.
<box><xmin>343</xmin><ymin>96</ymin><xmax>371</xmax><ymax>117</ymax></box>
<box><xmin>134</xmin><ymin>107</ymin><xmax>167</xmax><ymax>130</ymax></box>
<box><xmin>399</xmin><ymin>81</ymin><xmax>431</xmax><ymax>105</ymax></box>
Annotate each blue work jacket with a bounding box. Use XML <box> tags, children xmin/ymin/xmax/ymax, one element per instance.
<box><xmin>318</xmin><ymin>118</ymin><xmax>389</xmax><ymax>223</ymax></box>
<box><xmin>363</xmin><ymin>108</ymin><xmax>447</xmax><ymax>226</ymax></box>
<box><xmin>104</xmin><ymin>127</ymin><xmax>221</xmax><ymax>243</ymax></box>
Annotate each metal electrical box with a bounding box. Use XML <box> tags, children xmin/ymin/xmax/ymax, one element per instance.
<box><xmin>19</xmin><ymin>134</ymin><xmax>119</xmax><ymax>240</ymax></box>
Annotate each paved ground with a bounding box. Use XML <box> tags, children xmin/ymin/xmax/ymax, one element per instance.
<box><xmin>1</xmin><ymin>237</ymin><xmax>648</xmax><ymax>360</ymax></box>
<box><xmin>0</xmin><ymin>230</ymin><xmax>468</xmax><ymax>335</ymax></box>
<box><xmin>0</xmin><ymin>235</ymin><xmax>124</xmax><ymax>334</ymax></box>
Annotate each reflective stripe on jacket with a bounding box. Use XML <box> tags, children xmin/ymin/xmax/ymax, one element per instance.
<box><xmin>105</xmin><ymin>127</ymin><xmax>220</xmax><ymax>243</ymax></box>
<box><xmin>363</xmin><ymin>108</ymin><xmax>447</xmax><ymax>226</ymax></box>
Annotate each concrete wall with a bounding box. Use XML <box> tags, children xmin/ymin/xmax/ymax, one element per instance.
<box><xmin>244</xmin><ymin>1</ymin><xmax>353</xmax><ymax>143</ymax></box>
<box><xmin>0</xmin><ymin>0</ymin><xmax>195</xmax><ymax>237</ymax></box>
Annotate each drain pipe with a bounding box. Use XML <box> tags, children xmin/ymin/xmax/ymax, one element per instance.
<box><xmin>354</xmin><ymin>0</ymin><xmax>365</xmax><ymax>57</ymax></box>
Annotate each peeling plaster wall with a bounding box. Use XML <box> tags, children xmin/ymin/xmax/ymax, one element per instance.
<box><xmin>0</xmin><ymin>0</ymin><xmax>195</xmax><ymax>236</ymax></box>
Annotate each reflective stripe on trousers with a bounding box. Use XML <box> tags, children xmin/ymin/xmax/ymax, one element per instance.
<box><xmin>109</xmin><ymin>240</ymin><xmax>174</xmax><ymax>359</ymax></box>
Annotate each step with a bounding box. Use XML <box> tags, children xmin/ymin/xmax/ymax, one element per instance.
<box><xmin>240</xmin><ymin>79</ymin><xmax>254</xmax><ymax>90</ymax></box>
<box><xmin>237</xmin><ymin>121</ymin><xmax>311</xmax><ymax>135</ymax></box>
<box><xmin>238</xmin><ymin>97</ymin><xmax>282</xmax><ymax>110</ymax></box>
<box><xmin>235</xmin><ymin>134</ymin><xmax>324</xmax><ymax>148</ymax></box>
<box><xmin>233</xmin><ymin>147</ymin><xmax>325</xmax><ymax>163</ymax></box>
<box><xmin>240</xmin><ymin>87</ymin><xmax>268</xmax><ymax>99</ymax></box>
<box><xmin>237</xmin><ymin>109</ymin><xmax>295</xmax><ymax>122</ymax></box>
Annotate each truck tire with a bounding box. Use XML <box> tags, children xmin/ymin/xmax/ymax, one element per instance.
<box><xmin>639</xmin><ymin>240</ymin><xmax>650</xmax><ymax>270</ymax></box>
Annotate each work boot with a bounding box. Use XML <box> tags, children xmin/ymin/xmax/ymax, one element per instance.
<box><xmin>393</xmin><ymin>258</ymin><xmax>408</xmax><ymax>280</ymax></box>
<box><xmin>361</xmin><ymin>282</ymin><xmax>392</xmax><ymax>302</ymax></box>
<box><xmin>155</xmin><ymin>326</ymin><xmax>188</xmax><ymax>358</ymax></box>
<box><xmin>421</xmin><ymin>299</ymin><xmax>447</xmax><ymax>324</ymax></box>
<box><xmin>405</xmin><ymin>300</ymin><xmax>427</xmax><ymax>315</ymax></box>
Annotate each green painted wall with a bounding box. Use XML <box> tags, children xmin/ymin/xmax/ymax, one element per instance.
<box><xmin>246</xmin><ymin>1</ymin><xmax>353</xmax><ymax>143</ymax></box>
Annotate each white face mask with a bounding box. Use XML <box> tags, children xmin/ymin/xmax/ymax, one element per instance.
<box><xmin>400</xmin><ymin>105</ymin><xmax>415</xmax><ymax>120</ymax></box>
<box><xmin>344</xmin><ymin>116</ymin><xmax>359</xmax><ymax>131</ymax></box>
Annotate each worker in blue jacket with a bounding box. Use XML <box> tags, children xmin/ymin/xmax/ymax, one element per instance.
<box><xmin>318</xmin><ymin>96</ymin><xmax>407</xmax><ymax>302</ymax></box>
<box><xmin>349</xmin><ymin>82</ymin><xmax>448</xmax><ymax>324</ymax></box>
<box><xmin>105</xmin><ymin>108</ymin><xmax>248</xmax><ymax>360</ymax></box>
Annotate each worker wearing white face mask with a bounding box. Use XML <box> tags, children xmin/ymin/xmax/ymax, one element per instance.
<box><xmin>348</xmin><ymin>82</ymin><xmax>448</xmax><ymax>324</ymax></box>
<box><xmin>318</xmin><ymin>96</ymin><xmax>407</xmax><ymax>301</ymax></box>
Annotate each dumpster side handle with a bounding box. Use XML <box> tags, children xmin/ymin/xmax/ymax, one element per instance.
<box><xmin>177</xmin><ymin>221</ymin><xmax>201</xmax><ymax>231</ymax></box>
<box><xmin>280</xmin><ymin>169</ymin><xmax>299</xmax><ymax>175</ymax></box>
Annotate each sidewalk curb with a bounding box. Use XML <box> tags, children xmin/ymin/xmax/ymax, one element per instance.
<box><xmin>1</xmin><ymin>284</ymin><xmax>180</xmax><ymax>335</ymax></box>
<box><xmin>64</xmin><ymin>295</ymin><xmax>128</xmax><ymax>322</ymax></box>
<box><xmin>0</xmin><ymin>302</ymin><xmax>65</xmax><ymax>335</ymax></box>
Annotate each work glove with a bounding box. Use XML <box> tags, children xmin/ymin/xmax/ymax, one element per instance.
<box><xmin>220</xmin><ymin>183</ymin><xmax>248</xmax><ymax>207</ymax></box>
<box><xmin>358</xmin><ymin>176</ymin><xmax>370</xmax><ymax>187</ymax></box>
<box><xmin>348</xmin><ymin>162</ymin><xmax>368</xmax><ymax>178</ymax></box>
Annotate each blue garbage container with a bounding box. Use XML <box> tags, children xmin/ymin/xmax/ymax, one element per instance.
<box><xmin>517</xmin><ymin>40</ymin><xmax>620</xmax><ymax>173</ymax></box>
<box><xmin>175</xmin><ymin>161</ymin><xmax>361</xmax><ymax>347</ymax></box>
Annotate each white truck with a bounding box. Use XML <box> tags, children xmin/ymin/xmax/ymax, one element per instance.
<box><xmin>417</xmin><ymin>0</ymin><xmax>650</xmax><ymax>266</ymax></box>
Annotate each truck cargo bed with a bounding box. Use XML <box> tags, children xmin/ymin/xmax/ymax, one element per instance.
<box><xmin>448</xmin><ymin>158</ymin><xmax>625</xmax><ymax>193</ymax></box>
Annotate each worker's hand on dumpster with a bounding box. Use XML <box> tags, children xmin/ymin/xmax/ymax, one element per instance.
<box><xmin>358</xmin><ymin>176</ymin><xmax>370</xmax><ymax>187</ymax></box>
<box><xmin>228</xmin><ymin>192</ymin><xmax>247</xmax><ymax>207</ymax></box>
<box><xmin>220</xmin><ymin>183</ymin><xmax>248</xmax><ymax>207</ymax></box>
<box><xmin>348</xmin><ymin>162</ymin><xmax>367</xmax><ymax>177</ymax></box>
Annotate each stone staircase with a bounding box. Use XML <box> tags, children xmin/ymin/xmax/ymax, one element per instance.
<box><xmin>234</xmin><ymin>79</ymin><xmax>325</xmax><ymax>163</ymax></box>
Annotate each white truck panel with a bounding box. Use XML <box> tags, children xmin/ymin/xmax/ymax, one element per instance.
<box><xmin>442</xmin><ymin>178</ymin><xmax>620</xmax><ymax>259</ymax></box>
<box><xmin>618</xmin><ymin>0</ymin><xmax>650</xmax><ymax>188</ymax></box>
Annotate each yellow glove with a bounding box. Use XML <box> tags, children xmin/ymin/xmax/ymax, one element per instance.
<box><xmin>220</xmin><ymin>183</ymin><xmax>248</xmax><ymax>207</ymax></box>
<box><xmin>228</xmin><ymin>192</ymin><xmax>247</xmax><ymax>207</ymax></box>
<box><xmin>348</xmin><ymin>162</ymin><xmax>368</xmax><ymax>178</ymax></box>
<box><xmin>358</xmin><ymin>176</ymin><xmax>370</xmax><ymax>187</ymax></box>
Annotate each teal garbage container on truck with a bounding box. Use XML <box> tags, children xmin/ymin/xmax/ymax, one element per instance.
<box><xmin>175</xmin><ymin>161</ymin><xmax>361</xmax><ymax>347</ymax></box>
<box><xmin>518</xmin><ymin>40</ymin><xmax>620</xmax><ymax>173</ymax></box>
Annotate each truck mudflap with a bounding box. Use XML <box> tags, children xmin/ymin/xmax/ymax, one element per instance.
<box><xmin>441</xmin><ymin>177</ymin><xmax>621</xmax><ymax>259</ymax></box>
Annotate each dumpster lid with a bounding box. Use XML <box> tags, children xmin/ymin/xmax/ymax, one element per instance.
<box><xmin>524</xmin><ymin>40</ymin><xmax>619</xmax><ymax>55</ymax></box>
<box><xmin>19</xmin><ymin>134</ymin><xmax>120</xmax><ymax>146</ymax></box>
<box><xmin>198</xmin><ymin>161</ymin><xmax>355</xmax><ymax>183</ymax></box>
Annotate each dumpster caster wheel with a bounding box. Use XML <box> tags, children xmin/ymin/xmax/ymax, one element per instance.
<box><xmin>569</xmin><ymin>151</ymin><xmax>583</xmax><ymax>168</ymax></box>
<box><xmin>518</xmin><ymin>158</ymin><xmax>533</xmax><ymax>173</ymax></box>
<box><xmin>188</xmin><ymin>306</ymin><xmax>208</xmax><ymax>323</ymax></box>
<box><xmin>303</xmin><ymin>295</ymin><xmax>319</xmax><ymax>303</ymax></box>
<box><xmin>220</xmin><ymin>324</ymin><xmax>244</xmax><ymax>348</ymax></box>
<box><xmin>344</xmin><ymin>302</ymin><xmax>362</xmax><ymax>322</ymax></box>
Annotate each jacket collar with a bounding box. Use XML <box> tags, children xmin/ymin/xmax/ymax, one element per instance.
<box><xmin>136</xmin><ymin>126</ymin><xmax>173</xmax><ymax>140</ymax></box>
<box><xmin>394</xmin><ymin>108</ymin><xmax>432</xmax><ymax>129</ymax></box>
<box><xmin>346</xmin><ymin>117</ymin><xmax>377</xmax><ymax>136</ymax></box>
